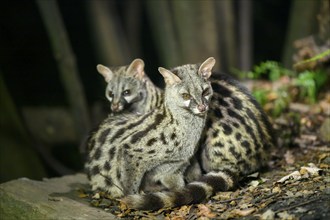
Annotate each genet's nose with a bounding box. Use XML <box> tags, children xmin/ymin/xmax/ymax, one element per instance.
<box><xmin>197</xmin><ymin>104</ymin><xmax>207</xmax><ymax>112</ymax></box>
<box><xmin>111</xmin><ymin>103</ymin><xmax>119</xmax><ymax>111</ymax></box>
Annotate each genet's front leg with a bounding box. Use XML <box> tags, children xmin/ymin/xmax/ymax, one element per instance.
<box><xmin>150</xmin><ymin>162</ymin><xmax>188</xmax><ymax>190</ymax></box>
<box><xmin>122</xmin><ymin>165</ymin><xmax>146</xmax><ymax>195</ymax></box>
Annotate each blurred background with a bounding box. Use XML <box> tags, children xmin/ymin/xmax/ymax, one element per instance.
<box><xmin>0</xmin><ymin>0</ymin><xmax>328</xmax><ymax>183</ymax></box>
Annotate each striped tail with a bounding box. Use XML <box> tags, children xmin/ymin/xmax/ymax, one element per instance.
<box><xmin>121</xmin><ymin>171</ymin><xmax>237</xmax><ymax>211</ymax></box>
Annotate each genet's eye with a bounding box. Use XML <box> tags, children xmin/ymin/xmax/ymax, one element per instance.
<box><xmin>122</xmin><ymin>90</ymin><xmax>131</xmax><ymax>96</ymax></box>
<box><xmin>108</xmin><ymin>91</ymin><xmax>113</xmax><ymax>97</ymax></box>
<box><xmin>182</xmin><ymin>93</ymin><xmax>191</xmax><ymax>100</ymax></box>
<box><xmin>202</xmin><ymin>88</ymin><xmax>210</xmax><ymax>96</ymax></box>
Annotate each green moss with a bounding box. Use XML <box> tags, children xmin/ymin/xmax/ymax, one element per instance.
<box><xmin>0</xmin><ymin>190</ymin><xmax>48</xmax><ymax>220</ymax></box>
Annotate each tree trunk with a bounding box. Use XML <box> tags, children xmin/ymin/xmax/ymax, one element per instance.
<box><xmin>238</xmin><ymin>0</ymin><xmax>253</xmax><ymax>72</ymax></box>
<box><xmin>85</xmin><ymin>0</ymin><xmax>130</xmax><ymax>65</ymax></box>
<box><xmin>36</xmin><ymin>0</ymin><xmax>91</xmax><ymax>141</ymax></box>
<box><xmin>171</xmin><ymin>0</ymin><xmax>220</xmax><ymax>68</ymax></box>
<box><xmin>145</xmin><ymin>0</ymin><xmax>180</xmax><ymax>67</ymax></box>
<box><xmin>216</xmin><ymin>0</ymin><xmax>237</xmax><ymax>73</ymax></box>
<box><xmin>282</xmin><ymin>0</ymin><xmax>321</xmax><ymax>68</ymax></box>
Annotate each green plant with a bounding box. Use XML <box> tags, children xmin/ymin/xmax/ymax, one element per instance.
<box><xmin>272</xmin><ymin>88</ymin><xmax>291</xmax><ymax>117</ymax></box>
<box><xmin>238</xmin><ymin>61</ymin><xmax>294</xmax><ymax>81</ymax></box>
<box><xmin>294</xmin><ymin>49</ymin><xmax>330</xmax><ymax>69</ymax></box>
<box><xmin>293</xmin><ymin>70</ymin><xmax>328</xmax><ymax>104</ymax></box>
<box><xmin>252</xmin><ymin>89</ymin><xmax>268</xmax><ymax>107</ymax></box>
<box><xmin>234</xmin><ymin>59</ymin><xmax>328</xmax><ymax>117</ymax></box>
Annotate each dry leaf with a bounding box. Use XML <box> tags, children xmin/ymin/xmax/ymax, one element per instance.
<box><xmin>92</xmin><ymin>192</ymin><xmax>100</xmax><ymax>199</ymax></box>
<box><xmin>229</xmin><ymin>200</ymin><xmax>237</xmax><ymax>206</ymax></box>
<box><xmin>272</xmin><ymin>186</ymin><xmax>282</xmax><ymax>193</ymax></box>
<box><xmin>277</xmin><ymin>211</ymin><xmax>295</xmax><ymax>220</ymax></box>
<box><xmin>300</xmin><ymin>165</ymin><xmax>323</xmax><ymax>176</ymax></box>
<box><xmin>170</xmin><ymin>216</ymin><xmax>186</xmax><ymax>220</ymax></box>
<box><xmin>212</xmin><ymin>191</ymin><xmax>233</xmax><ymax>201</ymax></box>
<box><xmin>261</xmin><ymin>209</ymin><xmax>275</xmax><ymax>220</ymax></box>
<box><xmin>197</xmin><ymin>204</ymin><xmax>217</xmax><ymax>218</ymax></box>
<box><xmin>276</xmin><ymin>171</ymin><xmax>301</xmax><ymax>184</ymax></box>
<box><xmin>285</xmin><ymin>191</ymin><xmax>294</xmax><ymax>197</ymax></box>
<box><xmin>249</xmin><ymin>180</ymin><xmax>260</xmax><ymax>187</ymax></box>
<box><xmin>284</xmin><ymin>150</ymin><xmax>295</xmax><ymax>164</ymax></box>
<box><xmin>78</xmin><ymin>193</ymin><xmax>89</xmax><ymax>198</ymax></box>
<box><xmin>247</xmin><ymin>172</ymin><xmax>260</xmax><ymax>178</ymax></box>
<box><xmin>232</xmin><ymin>208</ymin><xmax>256</xmax><ymax>216</ymax></box>
<box><xmin>118</xmin><ymin>200</ymin><xmax>129</xmax><ymax>212</ymax></box>
<box><xmin>318</xmin><ymin>153</ymin><xmax>329</xmax><ymax>162</ymax></box>
<box><xmin>319</xmin><ymin>163</ymin><xmax>330</xmax><ymax>169</ymax></box>
<box><xmin>295</xmin><ymin>207</ymin><xmax>308</xmax><ymax>213</ymax></box>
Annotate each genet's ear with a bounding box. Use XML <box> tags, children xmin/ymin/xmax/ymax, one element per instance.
<box><xmin>158</xmin><ymin>67</ymin><xmax>182</xmax><ymax>86</ymax></box>
<box><xmin>127</xmin><ymin>58</ymin><xmax>145</xmax><ymax>80</ymax></box>
<box><xmin>198</xmin><ymin>57</ymin><xmax>216</xmax><ymax>79</ymax></box>
<box><xmin>97</xmin><ymin>64</ymin><xmax>113</xmax><ymax>83</ymax></box>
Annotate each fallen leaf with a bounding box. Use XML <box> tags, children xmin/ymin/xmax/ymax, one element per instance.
<box><xmin>285</xmin><ymin>191</ymin><xmax>294</xmax><ymax>197</ymax></box>
<box><xmin>300</xmin><ymin>134</ymin><xmax>317</xmax><ymax>141</ymax></box>
<box><xmin>277</xmin><ymin>211</ymin><xmax>295</xmax><ymax>220</ymax></box>
<box><xmin>318</xmin><ymin>153</ymin><xmax>330</xmax><ymax>163</ymax></box>
<box><xmin>196</xmin><ymin>204</ymin><xmax>217</xmax><ymax>218</ymax></box>
<box><xmin>249</xmin><ymin>180</ymin><xmax>260</xmax><ymax>187</ymax></box>
<box><xmin>239</xmin><ymin>203</ymin><xmax>252</xmax><ymax>209</ymax></box>
<box><xmin>92</xmin><ymin>192</ymin><xmax>100</xmax><ymax>199</ymax></box>
<box><xmin>284</xmin><ymin>150</ymin><xmax>295</xmax><ymax>164</ymax></box>
<box><xmin>212</xmin><ymin>191</ymin><xmax>233</xmax><ymax>201</ymax></box>
<box><xmin>170</xmin><ymin>216</ymin><xmax>186</xmax><ymax>220</ymax></box>
<box><xmin>247</xmin><ymin>172</ymin><xmax>260</xmax><ymax>178</ymax></box>
<box><xmin>78</xmin><ymin>192</ymin><xmax>89</xmax><ymax>198</ymax></box>
<box><xmin>300</xmin><ymin>165</ymin><xmax>323</xmax><ymax>176</ymax></box>
<box><xmin>272</xmin><ymin>186</ymin><xmax>282</xmax><ymax>193</ymax></box>
<box><xmin>261</xmin><ymin>209</ymin><xmax>275</xmax><ymax>220</ymax></box>
<box><xmin>229</xmin><ymin>200</ymin><xmax>237</xmax><ymax>206</ymax></box>
<box><xmin>295</xmin><ymin>207</ymin><xmax>308</xmax><ymax>213</ymax></box>
<box><xmin>90</xmin><ymin>199</ymin><xmax>100</xmax><ymax>207</ymax></box>
<box><xmin>118</xmin><ymin>200</ymin><xmax>129</xmax><ymax>212</ymax></box>
<box><xmin>232</xmin><ymin>208</ymin><xmax>256</xmax><ymax>216</ymax></box>
<box><xmin>276</xmin><ymin>170</ymin><xmax>301</xmax><ymax>184</ymax></box>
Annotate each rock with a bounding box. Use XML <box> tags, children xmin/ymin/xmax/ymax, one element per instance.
<box><xmin>0</xmin><ymin>173</ymin><xmax>115</xmax><ymax>219</ymax></box>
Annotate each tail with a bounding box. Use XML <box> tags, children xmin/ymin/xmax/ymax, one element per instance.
<box><xmin>121</xmin><ymin>171</ymin><xmax>237</xmax><ymax>211</ymax></box>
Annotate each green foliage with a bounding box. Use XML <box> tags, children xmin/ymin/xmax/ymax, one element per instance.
<box><xmin>252</xmin><ymin>89</ymin><xmax>268</xmax><ymax>107</ymax></box>
<box><xmin>293</xmin><ymin>70</ymin><xmax>328</xmax><ymax>104</ymax></box>
<box><xmin>272</xmin><ymin>88</ymin><xmax>291</xmax><ymax>117</ymax></box>
<box><xmin>240</xmin><ymin>60</ymin><xmax>329</xmax><ymax>117</ymax></box>
<box><xmin>244</xmin><ymin>61</ymin><xmax>294</xmax><ymax>81</ymax></box>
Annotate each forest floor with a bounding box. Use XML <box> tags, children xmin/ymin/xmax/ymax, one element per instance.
<box><xmin>81</xmin><ymin>91</ymin><xmax>330</xmax><ymax>220</ymax></box>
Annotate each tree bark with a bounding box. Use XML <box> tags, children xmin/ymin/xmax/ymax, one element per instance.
<box><xmin>171</xmin><ymin>0</ymin><xmax>220</xmax><ymax>68</ymax></box>
<box><xmin>238</xmin><ymin>0</ymin><xmax>253</xmax><ymax>72</ymax></box>
<box><xmin>85</xmin><ymin>0</ymin><xmax>130</xmax><ymax>65</ymax></box>
<box><xmin>216</xmin><ymin>0</ymin><xmax>237</xmax><ymax>73</ymax></box>
<box><xmin>145</xmin><ymin>0</ymin><xmax>180</xmax><ymax>67</ymax></box>
<box><xmin>36</xmin><ymin>0</ymin><xmax>91</xmax><ymax>140</ymax></box>
<box><xmin>282</xmin><ymin>0</ymin><xmax>321</xmax><ymax>68</ymax></box>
